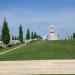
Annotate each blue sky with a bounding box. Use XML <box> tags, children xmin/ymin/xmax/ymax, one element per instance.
<box><xmin>0</xmin><ymin>0</ymin><xmax>75</xmax><ymax>39</ymax></box>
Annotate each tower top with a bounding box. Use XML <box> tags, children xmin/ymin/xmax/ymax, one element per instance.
<box><xmin>50</xmin><ymin>25</ymin><xmax>56</xmax><ymax>33</ymax></box>
<box><xmin>50</xmin><ymin>24</ymin><xmax>58</xmax><ymax>40</ymax></box>
<box><xmin>51</xmin><ymin>24</ymin><xmax>55</xmax><ymax>28</ymax></box>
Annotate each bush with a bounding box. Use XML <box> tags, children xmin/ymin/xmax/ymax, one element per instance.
<box><xmin>7</xmin><ymin>44</ymin><xmax>13</xmax><ymax>47</ymax></box>
<box><xmin>0</xmin><ymin>46</ymin><xmax>2</xmax><ymax>48</ymax></box>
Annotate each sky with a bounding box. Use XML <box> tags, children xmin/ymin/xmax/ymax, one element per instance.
<box><xmin>0</xmin><ymin>0</ymin><xmax>75</xmax><ymax>39</ymax></box>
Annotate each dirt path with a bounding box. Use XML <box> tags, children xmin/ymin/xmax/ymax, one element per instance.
<box><xmin>0</xmin><ymin>44</ymin><xmax>26</xmax><ymax>55</ymax></box>
<box><xmin>0</xmin><ymin>60</ymin><xmax>75</xmax><ymax>75</ymax></box>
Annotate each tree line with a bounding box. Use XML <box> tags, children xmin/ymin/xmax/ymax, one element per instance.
<box><xmin>0</xmin><ymin>18</ymin><xmax>42</xmax><ymax>45</ymax></box>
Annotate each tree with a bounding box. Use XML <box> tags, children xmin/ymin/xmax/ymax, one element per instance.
<box><xmin>19</xmin><ymin>25</ymin><xmax>23</xmax><ymax>42</ymax></box>
<box><xmin>15</xmin><ymin>36</ymin><xmax>17</xmax><ymax>40</ymax></box>
<box><xmin>73</xmin><ymin>33</ymin><xmax>75</xmax><ymax>39</ymax></box>
<box><xmin>31</xmin><ymin>32</ymin><xmax>34</xmax><ymax>39</ymax></box>
<box><xmin>1</xmin><ymin>18</ymin><xmax>10</xmax><ymax>44</ymax></box>
<box><xmin>0</xmin><ymin>35</ymin><xmax>1</xmax><ymax>41</ymax></box>
<box><xmin>12</xmin><ymin>36</ymin><xmax>15</xmax><ymax>40</ymax></box>
<box><xmin>37</xmin><ymin>35</ymin><xmax>42</xmax><ymax>39</ymax></box>
<box><xmin>34</xmin><ymin>32</ymin><xmax>37</xmax><ymax>38</ymax></box>
<box><xmin>17</xmin><ymin>36</ymin><xmax>19</xmax><ymax>40</ymax></box>
<box><xmin>26</xmin><ymin>28</ymin><xmax>30</xmax><ymax>40</ymax></box>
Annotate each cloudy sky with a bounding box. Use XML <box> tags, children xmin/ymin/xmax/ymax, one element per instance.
<box><xmin>0</xmin><ymin>0</ymin><xmax>75</xmax><ymax>39</ymax></box>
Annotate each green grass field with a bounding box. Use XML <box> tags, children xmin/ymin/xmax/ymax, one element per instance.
<box><xmin>0</xmin><ymin>40</ymin><xmax>75</xmax><ymax>60</ymax></box>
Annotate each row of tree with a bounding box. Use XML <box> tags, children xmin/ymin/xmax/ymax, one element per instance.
<box><xmin>0</xmin><ymin>18</ymin><xmax>42</xmax><ymax>45</ymax></box>
<box><xmin>26</xmin><ymin>29</ymin><xmax>41</xmax><ymax>40</ymax></box>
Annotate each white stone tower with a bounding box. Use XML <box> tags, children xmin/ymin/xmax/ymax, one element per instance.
<box><xmin>50</xmin><ymin>25</ymin><xmax>57</xmax><ymax>40</ymax></box>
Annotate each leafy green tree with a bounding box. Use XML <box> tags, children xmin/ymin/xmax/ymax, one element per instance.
<box><xmin>17</xmin><ymin>36</ymin><xmax>19</xmax><ymax>40</ymax></box>
<box><xmin>34</xmin><ymin>32</ymin><xmax>37</xmax><ymax>38</ymax></box>
<box><xmin>12</xmin><ymin>36</ymin><xmax>15</xmax><ymax>40</ymax></box>
<box><xmin>73</xmin><ymin>33</ymin><xmax>75</xmax><ymax>39</ymax></box>
<box><xmin>0</xmin><ymin>35</ymin><xmax>1</xmax><ymax>41</ymax></box>
<box><xmin>1</xmin><ymin>18</ymin><xmax>10</xmax><ymax>44</ymax></box>
<box><xmin>19</xmin><ymin>25</ymin><xmax>23</xmax><ymax>42</ymax></box>
<box><xmin>26</xmin><ymin>28</ymin><xmax>30</xmax><ymax>40</ymax></box>
<box><xmin>31</xmin><ymin>32</ymin><xmax>34</xmax><ymax>39</ymax></box>
<box><xmin>15</xmin><ymin>36</ymin><xmax>17</xmax><ymax>40</ymax></box>
<box><xmin>37</xmin><ymin>35</ymin><xmax>42</xmax><ymax>39</ymax></box>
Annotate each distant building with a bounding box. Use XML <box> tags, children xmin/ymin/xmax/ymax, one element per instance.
<box><xmin>0</xmin><ymin>41</ymin><xmax>4</xmax><ymax>47</ymax></box>
<box><xmin>9</xmin><ymin>40</ymin><xmax>20</xmax><ymax>45</ymax></box>
<box><xmin>50</xmin><ymin>25</ymin><xmax>58</xmax><ymax>40</ymax></box>
<box><xmin>42</xmin><ymin>36</ymin><xmax>48</xmax><ymax>40</ymax></box>
<box><xmin>65</xmin><ymin>34</ymin><xmax>73</xmax><ymax>40</ymax></box>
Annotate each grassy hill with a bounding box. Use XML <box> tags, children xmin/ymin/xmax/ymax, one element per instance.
<box><xmin>0</xmin><ymin>40</ymin><xmax>75</xmax><ymax>60</ymax></box>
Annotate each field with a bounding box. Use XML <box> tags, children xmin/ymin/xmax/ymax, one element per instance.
<box><xmin>0</xmin><ymin>40</ymin><xmax>75</xmax><ymax>60</ymax></box>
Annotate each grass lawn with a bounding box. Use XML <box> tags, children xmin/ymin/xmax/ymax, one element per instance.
<box><xmin>0</xmin><ymin>40</ymin><xmax>75</xmax><ymax>60</ymax></box>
